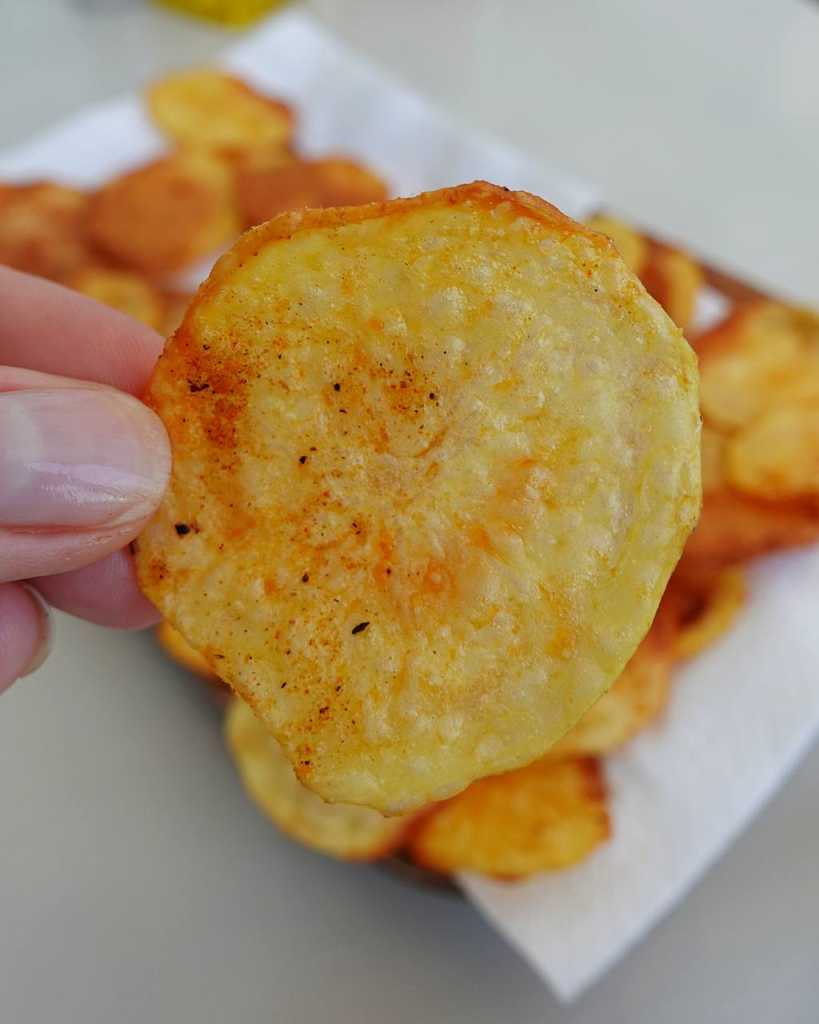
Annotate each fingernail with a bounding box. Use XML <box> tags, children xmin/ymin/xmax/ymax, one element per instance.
<box><xmin>0</xmin><ymin>388</ymin><xmax>170</xmax><ymax>529</ymax></box>
<box><xmin>19</xmin><ymin>584</ymin><xmax>53</xmax><ymax>677</ymax></box>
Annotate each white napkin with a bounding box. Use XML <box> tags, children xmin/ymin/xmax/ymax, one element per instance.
<box><xmin>2</xmin><ymin>9</ymin><xmax>816</xmax><ymax>1003</ymax></box>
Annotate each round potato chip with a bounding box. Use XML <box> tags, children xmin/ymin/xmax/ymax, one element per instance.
<box><xmin>237</xmin><ymin>156</ymin><xmax>388</xmax><ymax>228</ymax></box>
<box><xmin>147</xmin><ymin>68</ymin><xmax>294</xmax><ymax>153</ymax></box>
<box><xmin>87</xmin><ymin>152</ymin><xmax>239</xmax><ymax>275</ymax></box>
<box><xmin>407</xmin><ymin>758</ymin><xmax>610</xmax><ymax>878</ymax></box>
<box><xmin>67</xmin><ymin>266</ymin><xmax>164</xmax><ymax>329</ymax></box>
<box><xmin>136</xmin><ymin>182</ymin><xmax>701</xmax><ymax>812</ymax></box>
<box><xmin>225</xmin><ymin>697</ymin><xmax>414</xmax><ymax>860</ymax></box>
<box><xmin>0</xmin><ymin>182</ymin><xmax>91</xmax><ymax>281</ymax></box>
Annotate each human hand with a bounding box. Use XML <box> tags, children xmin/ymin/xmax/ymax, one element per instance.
<box><xmin>0</xmin><ymin>266</ymin><xmax>171</xmax><ymax>693</ymax></box>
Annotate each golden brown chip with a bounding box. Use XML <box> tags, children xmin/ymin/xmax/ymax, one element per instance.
<box><xmin>237</xmin><ymin>156</ymin><xmax>388</xmax><ymax>228</ymax></box>
<box><xmin>155</xmin><ymin>619</ymin><xmax>219</xmax><ymax>680</ymax></box>
<box><xmin>136</xmin><ymin>182</ymin><xmax>700</xmax><ymax>813</ymax></box>
<box><xmin>585</xmin><ymin>214</ymin><xmax>647</xmax><ymax>275</ymax></box>
<box><xmin>147</xmin><ymin>68</ymin><xmax>294</xmax><ymax>153</ymax></box>
<box><xmin>726</xmin><ymin>401</ymin><xmax>819</xmax><ymax>501</ymax></box>
<box><xmin>697</xmin><ymin>303</ymin><xmax>819</xmax><ymax>433</ymax></box>
<box><xmin>0</xmin><ymin>182</ymin><xmax>91</xmax><ymax>281</ymax></box>
<box><xmin>158</xmin><ymin>290</ymin><xmax>194</xmax><ymax>338</ymax></box>
<box><xmin>639</xmin><ymin>240</ymin><xmax>703</xmax><ymax>334</ymax></box>
<box><xmin>66</xmin><ymin>266</ymin><xmax>164</xmax><ymax>329</ymax></box>
<box><xmin>407</xmin><ymin>758</ymin><xmax>610</xmax><ymax>879</ymax></box>
<box><xmin>680</xmin><ymin>490</ymin><xmax>819</xmax><ymax>572</ymax></box>
<box><xmin>225</xmin><ymin>697</ymin><xmax>414</xmax><ymax>860</ymax></box>
<box><xmin>549</xmin><ymin>594</ymin><xmax>679</xmax><ymax>757</ymax></box>
<box><xmin>86</xmin><ymin>152</ymin><xmax>239</xmax><ymax>275</ymax></box>
<box><xmin>672</xmin><ymin>566</ymin><xmax>747</xmax><ymax>659</ymax></box>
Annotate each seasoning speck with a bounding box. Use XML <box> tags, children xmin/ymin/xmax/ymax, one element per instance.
<box><xmin>333</xmin><ymin>383</ymin><xmax>341</xmax><ymax>392</ymax></box>
<box><xmin>301</xmin><ymin>573</ymin><xmax>309</xmax><ymax>583</ymax></box>
<box><xmin>299</xmin><ymin>455</ymin><xmax>308</xmax><ymax>464</ymax></box>
<box><xmin>351</xmin><ymin>621</ymin><xmax>370</xmax><ymax>635</ymax></box>
<box><xmin>174</xmin><ymin>523</ymin><xmax>191</xmax><ymax>536</ymax></box>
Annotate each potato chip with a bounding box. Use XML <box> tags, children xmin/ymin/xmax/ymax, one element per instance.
<box><xmin>680</xmin><ymin>490</ymin><xmax>819</xmax><ymax>571</ymax></box>
<box><xmin>155</xmin><ymin>619</ymin><xmax>219</xmax><ymax>680</ymax></box>
<box><xmin>697</xmin><ymin>303</ymin><xmax>819</xmax><ymax>432</ymax></box>
<box><xmin>87</xmin><ymin>152</ymin><xmax>239</xmax><ymax>275</ymax></box>
<box><xmin>549</xmin><ymin>593</ymin><xmax>679</xmax><ymax>757</ymax></box>
<box><xmin>726</xmin><ymin>401</ymin><xmax>819</xmax><ymax>501</ymax></box>
<box><xmin>672</xmin><ymin>566</ymin><xmax>747</xmax><ymax>659</ymax></box>
<box><xmin>159</xmin><ymin>290</ymin><xmax>194</xmax><ymax>338</ymax></box>
<box><xmin>585</xmin><ymin>214</ymin><xmax>647</xmax><ymax>274</ymax></box>
<box><xmin>66</xmin><ymin>266</ymin><xmax>164</xmax><ymax>329</ymax></box>
<box><xmin>640</xmin><ymin>240</ymin><xmax>703</xmax><ymax>334</ymax></box>
<box><xmin>700</xmin><ymin>425</ymin><xmax>726</xmax><ymax>494</ymax></box>
<box><xmin>136</xmin><ymin>182</ymin><xmax>700</xmax><ymax>812</ymax></box>
<box><xmin>237</xmin><ymin>156</ymin><xmax>388</xmax><ymax>228</ymax></box>
<box><xmin>225</xmin><ymin>697</ymin><xmax>414</xmax><ymax>860</ymax></box>
<box><xmin>0</xmin><ymin>182</ymin><xmax>91</xmax><ymax>281</ymax></box>
<box><xmin>407</xmin><ymin>758</ymin><xmax>609</xmax><ymax>878</ymax></box>
<box><xmin>147</xmin><ymin>68</ymin><xmax>294</xmax><ymax>153</ymax></box>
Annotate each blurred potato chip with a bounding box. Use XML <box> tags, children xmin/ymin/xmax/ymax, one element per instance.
<box><xmin>0</xmin><ymin>182</ymin><xmax>91</xmax><ymax>281</ymax></box>
<box><xmin>697</xmin><ymin>303</ymin><xmax>819</xmax><ymax>433</ymax></box>
<box><xmin>549</xmin><ymin>596</ymin><xmax>679</xmax><ymax>758</ymax></box>
<box><xmin>640</xmin><ymin>240</ymin><xmax>703</xmax><ymax>334</ymax></box>
<box><xmin>680</xmin><ymin>490</ymin><xmax>819</xmax><ymax>571</ymax></box>
<box><xmin>159</xmin><ymin>290</ymin><xmax>194</xmax><ymax>338</ymax></box>
<box><xmin>225</xmin><ymin>697</ymin><xmax>414</xmax><ymax>860</ymax></box>
<box><xmin>67</xmin><ymin>266</ymin><xmax>164</xmax><ymax>329</ymax></box>
<box><xmin>726</xmin><ymin>401</ymin><xmax>819</xmax><ymax>501</ymax></box>
<box><xmin>407</xmin><ymin>758</ymin><xmax>610</xmax><ymax>878</ymax></box>
<box><xmin>237</xmin><ymin>156</ymin><xmax>388</xmax><ymax>227</ymax></box>
<box><xmin>585</xmin><ymin>214</ymin><xmax>647</xmax><ymax>275</ymax></box>
<box><xmin>700</xmin><ymin>425</ymin><xmax>727</xmax><ymax>494</ymax></box>
<box><xmin>147</xmin><ymin>68</ymin><xmax>294</xmax><ymax>153</ymax></box>
<box><xmin>136</xmin><ymin>182</ymin><xmax>700</xmax><ymax>813</ymax></box>
<box><xmin>672</xmin><ymin>567</ymin><xmax>747</xmax><ymax>660</ymax></box>
<box><xmin>155</xmin><ymin>619</ymin><xmax>219</xmax><ymax>680</ymax></box>
<box><xmin>87</xmin><ymin>152</ymin><xmax>239</xmax><ymax>275</ymax></box>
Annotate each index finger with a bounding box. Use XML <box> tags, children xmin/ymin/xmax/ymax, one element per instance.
<box><xmin>0</xmin><ymin>266</ymin><xmax>163</xmax><ymax>395</ymax></box>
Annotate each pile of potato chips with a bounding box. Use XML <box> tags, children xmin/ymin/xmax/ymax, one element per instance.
<box><xmin>5</xmin><ymin>68</ymin><xmax>817</xmax><ymax>881</ymax></box>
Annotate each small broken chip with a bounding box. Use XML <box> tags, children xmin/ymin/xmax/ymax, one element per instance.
<box><xmin>136</xmin><ymin>182</ymin><xmax>700</xmax><ymax>812</ymax></box>
<box><xmin>407</xmin><ymin>758</ymin><xmax>610</xmax><ymax>878</ymax></box>
<box><xmin>86</xmin><ymin>151</ymin><xmax>239</xmax><ymax>275</ymax></box>
<box><xmin>225</xmin><ymin>697</ymin><xmax>415</xmax><ymax>861</ymax></box>
<box><xmin>147</xmin><ymin>68</ymin><xmax>294</xmax><ymax>154</ymax></box>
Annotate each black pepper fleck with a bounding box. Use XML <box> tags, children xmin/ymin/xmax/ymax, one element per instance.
<box><xmin>333</xmin><ymin>383</ymin><xmax>341</xmax><ymax>391</ymax></box>
<box><xmin>174</xmin><ymin>523</ymin><xmax>191</xmax><ymax>536</ymax></box>
<box><xmin>301</xmin><ymin>573</ymin><xmax>309</xmax><ymax>583</ymax></box>
<box><xmin>351</xmin><ymin>621</ymin><xmax>370</xmax><ymax>635</ymax></box>
<box><xmin>299</xmin><ymin>455</ymin><xmax>307</xmax><ymax>464</ymax></box>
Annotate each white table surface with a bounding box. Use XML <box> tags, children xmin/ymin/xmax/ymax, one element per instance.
<box><xmin>1</xmin><ymin>2</ymin><xmax>819</xmax><ymax>1021</ymax></box>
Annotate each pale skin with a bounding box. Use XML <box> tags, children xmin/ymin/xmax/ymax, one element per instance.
<box><xmin>0</xmin><ymin>266</ymin><xmax>172</xmax><ymax>692</ymax></box>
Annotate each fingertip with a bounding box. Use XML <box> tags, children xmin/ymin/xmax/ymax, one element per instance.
<box><xmin>0</xmin><ymin>582</ymin><xmax>52</xmax><ymax>694</ymax></box>
<box><xmin>32</xmin><ymin>548</ymin><xmax>161</xmax><ymax>630</ymax></box>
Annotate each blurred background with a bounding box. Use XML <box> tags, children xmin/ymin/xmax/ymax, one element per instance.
<box><xmin>1</xmin><ymin>2</ymin><xmax>818</xmax><ymax>1023</ymax></box>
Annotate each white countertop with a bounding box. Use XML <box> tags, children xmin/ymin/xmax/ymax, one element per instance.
<box><xmin>2</xmin><ymin>2</ymin><xmax>818</xmax><ymax>1022</ymax></box>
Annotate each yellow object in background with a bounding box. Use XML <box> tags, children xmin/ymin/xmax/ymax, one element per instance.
<box><xmin>154</xmin><ymin>0</ymin><xmax>287</xmax><ymax>27</ymax></box>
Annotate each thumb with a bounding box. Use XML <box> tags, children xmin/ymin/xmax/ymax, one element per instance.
<box><xmin>0</xmin><ymin>369</ymin><xmax>170</xmax><ymax>583</ymax></box>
